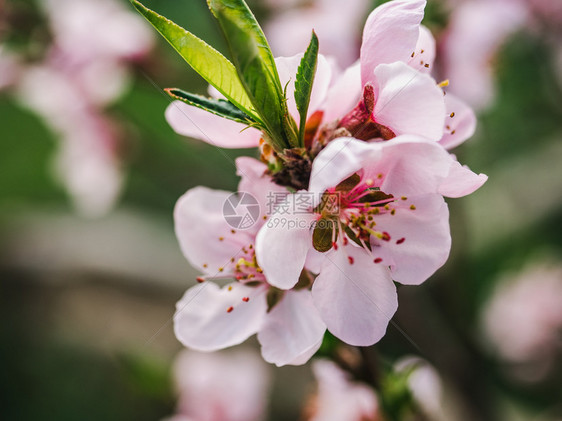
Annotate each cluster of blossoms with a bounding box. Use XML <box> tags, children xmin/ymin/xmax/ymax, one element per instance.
<box><xmin>153</xmin><ymin>0</ymin><xmax>486</xmax><ymax>367</ymax></box>
<box><xmin>2</xmin><ymin>0</ymin><xmax>153</xmax><ymax>216</ymax></box>
<box><xmin>132</xmin><ymin>0</ymin><xmax>489</xmax><ymax>418</ymax></box>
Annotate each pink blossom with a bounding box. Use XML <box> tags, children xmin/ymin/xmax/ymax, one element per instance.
<box><xmin>442</xmin><ymin>0</ymin><xmax>527</xmax><ymax>110</ymax></box>
<box><xmin>13</xmin><ymin>0</ymin><xmax>154</xmax><ymax>216</ymax></box>
<box><xmin>304</xmin><ymin>359</ymin><xmax>379</xmax><ymax>421</ymax></box>
<box><xmin>256</xmin><ymin>136</ymin><xmax>486</xmax><ymax>346</ymax></box>
<box><xmin>167</xmin><ymin>0</ymin><xmax>475</xmax><ymax>152</ymax></box>
<box><xmin>164</xmin><ymin>349</ymin><xmax>270</xmax><ymax>421</ymax></box>
<box><xmin>345</xmin><ymin>0</ymin><xmax>474</xmax><ymax>147</ymax></box>
<box><xmin>17</xmin><ymin>62</ymin><xmax>125</xmax><ymax>217</ymax></box>
<box><xmin>265</xmin><ymin>0</ymin><xmax>370</xmax><ymax>67</ymax></box>
<box><xmin>173</xmin><ymin>158</ymin><xmax>326</xmax><ymax>366</ymax></box>
<box><xmin>394</xmin><ymin>357</ymin><xmax>444</xmax><ymax>420</ymax></box>
<box><xmin>481</xmin><ymin>263</ymin><xmax>562</xmax><ymax>376</ymax></box>
<box><xmin>43</xmin><ymin>0</ymin><xmax>153</xmax><ymax>63</ymax></box>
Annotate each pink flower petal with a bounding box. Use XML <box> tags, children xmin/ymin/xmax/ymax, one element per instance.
<box><xmin>265</xmin><ymin>0</ymin><xmax>369</xmax><ymax>68</ymax></box>
<box><xmin>322</xmin><ymin>62</ymin><xmax>362</xmax><ymax>124</ymax></box>
<box><xmin>408</xmin><ymin>25</ymin><xmax>436</xmax><ymax>73</ymax></box>
<box><xmin>311</xmin><ymin>360</ymin><xmax>380</xmax><ymax>421</ymax></box>
<box><xmin>375</xmin><ymin>135</ymin><xmax>453</xmax><ymax>196</ymax></box>
<box><xmin>372</xmin><ymin>194</ymin><xmax>451</xmax><ymax>285</ymax></box>
<box><xmin>174</xmin><ymin>282</ymin><xmax>268</xmax><ymax>351</ymax></box>
<box><xmin>361</xmin><ymin>0</ymin><xmax>426</xmax><ymax>86</ymax></box>
<box><xmin>257</xmin><ymin>289</ymin><xmax>326</xmax><ymax>366</ymax></box>
<box><xmin>165</xmin><ymin>101</ymin><xmax>261</xmax><ymax>148</ymax></box>
<box><xmin>174</xmin><ymin>187</ymin><xmax>254</xmax><ymax>274</ymax></box>
<box><xmin>312</xmin><ymin>247</ymin><xmax>398</xmax><ymax>346</ymax></box>
<box><xmin>255</xmin><ymin>195</ymin><xmax>316</xmax><ymax>289</ymax></box>
<box><xmin>373</xmin><ymin>62</ymin><xmax>445</xmax><ymax>140</ymax></box>
<box><xmin>172</xmin><ymin>350</ymin><xmax>270</xmax><ymax>421</ymax></box>
<box><xmin>235</xmin><ymin>157</ymin><xmax>288</xmax><ymax>236</ymax></box>
<box><xmin>309</xmin><ymin>137</ymin><xmax>380</xmax><ymax>201</ymax></box>
<box><xmin>439</xmin><ymin>93</ymin><xmax>476</xmax><ymax>150</ymax></box>
<box><xmin>438</xmin><ymin>159</ymin><xmax>488</xmax><ymax>198</ymax></box>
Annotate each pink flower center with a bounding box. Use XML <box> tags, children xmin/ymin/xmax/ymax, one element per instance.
<box><xmin>314</xmin><ymin>172</ymin><xmax>415</xmax><ymax>255</ymax></box>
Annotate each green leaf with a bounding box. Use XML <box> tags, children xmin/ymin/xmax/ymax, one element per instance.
<box><xmin>165</xmin><ymin>88</ymin><xmax>255</xmax><ymax>124</ymax></box>
<box><xmin>295</xmin><ymin>31</ymin><xmax>319</xmax><ymax>147</ymax></box>
<box><xmin>207</xmin><ymin>0</ymin><xmax>294</xmax><ymax>150</ymax></box>
<box><xmin>130</xmin><ymin>0</ymin><xmax>259</xmax><ymax>122</ymax></box>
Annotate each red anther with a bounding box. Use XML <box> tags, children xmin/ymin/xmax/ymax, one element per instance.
<box><xmin>332</xmin><ymin>242</ymin><xmax>338</xmax><ymax>250</ymax></box>
<box><xmin>396</xmin><ymin>237</ymin><xmax>405</xmax><ymax>244</ymax></box>
<box><xmin>348</xmin><ymin>256</ymin><xmax>354</xmax><ymax>264</ymax></box>
<box><xmin>196</xmin><ymin>277</ymin><xmax>205</xmax><ymax>283</ymax></box>
<box><xmin>374</xmin><ymin>258</ymin><xmax>383</xmax><ymax>263</ymax></box>
<box><xmin>343</xmin><ymin>237</ymin><xmax>349</xmax><ymax>246</ymax></box>
<box><xmin>226</xmin><ymin>306</ymin><xmax>234</xmax><ymax>313</ymax></box>
<box><xmin>242</xmin><ymin>297</ymin><xmax>250</xmax><ymax>302</ymax></box>
<box><xmin>236</xmin><ymin>275</ymin><xmax>243</xmax><ymax>280</ymax></box>
<box><xmin>381</xmin><ymin>232</ymin><xmax>391</xmax><ymax>241</ymax></box>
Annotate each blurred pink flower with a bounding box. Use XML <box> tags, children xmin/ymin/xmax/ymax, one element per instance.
<box><xmin>304</xmin><ymin>359</ymin><xmax>379</xmax><ymax>421</ymax></box>
<box><xmin>164</xmin><ymin>349</ymin><xmax>270</xmax><ymax>421</ymax></box>
<box><xmin>395</xmin><ymin>356</ymin><xmax>444</xmax><ymax>420</ymax></box>
<box><xmin>442</xmin><ymin>0</ymin><xmax>527</xmax><ymax>110</ymax></box>
<box><xmin>173</xmin><ymin>157</ymin><xmax>326</xmax><ymax>366</ymax></box>
<box><xmin>43</xmin><ymin>0</ymin><xmax>153</xmax><ymax>63</ymax></box>
<box><xmin>256</xmin><ymin>136</ymin><xmax>487</xmax><ymax>346</ymax></box>
<box><xmin>481</xmin><ymin>263</ymin><xmax>562</xmax><ymax>378</ymax></box>
<box><xmin>0</xmin><ymin>46</ymin><xmax>21</xmax><ymax>90</ymax></box>
<box><xmin>265</xmin><ymin>0</ymin><xmax>370</xmax><ymax>67</ymax></box>
<box><xmin>17</xmin><ymin>60</ymin><xmax>125</xmax><ymax>217</ymax></box>
<box><xmin>14</xmin><ymin>0</ymin><xmax>154</xmax><ymax>216</ymax></box>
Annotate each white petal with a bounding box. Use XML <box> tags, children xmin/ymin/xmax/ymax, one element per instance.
<box><xmin>174</xmin><ymin>282</ymin><xmax>268</xmax><ymax>351</ymax></box>
<box><xmin>312</xmin><ymin>247</ymin><xmax>398</xmax><ymax>346</ymax></box>
<box><xmin>165</xmin><ymin>101</ymin><xmax>261</xmax><ymax>148</ymax></box>
<box><xmin>258</xmin><ymin>289</ymin><xmax>326</xmax><ymax>366</ymax></box>
<box><xmin>373</xmin><ymin>62</ymin><xmax>445</xmax><ymax>140</ymax></box>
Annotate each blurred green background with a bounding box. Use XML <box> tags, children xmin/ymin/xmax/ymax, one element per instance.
<box><xmin>1</xmin><ymin>0</ymin><xmax>561</xmax><ymax>420</ymax></box>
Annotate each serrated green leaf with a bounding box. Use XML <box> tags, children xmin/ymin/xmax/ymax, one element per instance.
<box><xmin>165</xmin><ymin>88</ymin><xmax>255</xmax><ymax>124</ymax></box>
<box><xmin>131</xmin><ymin>0</ymin><xmax>259</xmax><ymax>123</ymax></box>
<box><xmin>207</xmin><ymin>0</ymin><xmax>295</xmax><ymax>150</ymax></box>
<box><xmin>295</xmin><ymin>31</ymin><xmax>319</xmax><ymax>147</ymax></box>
